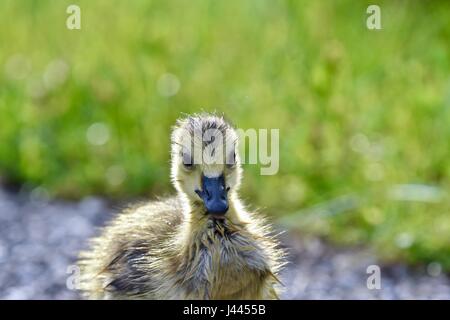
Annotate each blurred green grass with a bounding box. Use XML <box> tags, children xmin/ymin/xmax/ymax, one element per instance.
<box><xmin>0</xmin><ymin>0</ymin><xmax>449</xmax><ymax>269</ymax></box>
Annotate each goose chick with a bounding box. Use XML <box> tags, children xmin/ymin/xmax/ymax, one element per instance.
<box><xmin>77</xmin><ymin>114</ymin><xmax>285</xmax><ymax>299</ymax></box>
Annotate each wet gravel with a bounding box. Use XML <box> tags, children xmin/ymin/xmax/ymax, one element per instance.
<box><xmin>0</xmin><ymin>188</ymin><xmax>449</xmax><ymax>300</ymax></box>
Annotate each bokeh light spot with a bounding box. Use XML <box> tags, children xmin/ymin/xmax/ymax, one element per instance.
<box><xmin>4</xmin><ymin>54</ymin><xmax>31</xmax><ymax>80</ymax></box>
<box><xmin>86</xmin><ymin>123</ymin><xmax>110</xmax><ymax>146</ymax></box>
<box><xmin>43</xmin><ymin>59</ymin><xmax>69</xmax><ymax>90</ymax></box>
<box><xmin>427</xmin><ymin>262</ymin><xmax>442</xmax><ymax>277</ymax></box>
<box><xmin>395</xmin><ymin>232</ymin><xmax>414</xmax><ymax>249</ymax></box>
<box><xmin>157</xmin><ymin>73</ymin><xmax>180</xmax><ymax>97</ymax></box>
<box><xmin>106</xmin><ymin>165</ymin><xmax>126</xmax><ymax>186</ymax></box>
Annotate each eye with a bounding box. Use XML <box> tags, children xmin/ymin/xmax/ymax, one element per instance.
<box><xmin>182</xmin><ymin>152</ymin><xmax>194</xmax><ymax>169</ymax></box>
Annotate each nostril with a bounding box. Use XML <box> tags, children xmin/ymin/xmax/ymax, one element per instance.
<box><xmin>195</xmin><ymin>189</ymin><xmax>203</xmax><ymax>199</ymax></box>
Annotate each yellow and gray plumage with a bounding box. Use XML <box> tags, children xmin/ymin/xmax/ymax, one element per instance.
<box><xmin>77</xmin><ymin>113</ymin><xmax>285</xmax><ymax>299</ymax></box>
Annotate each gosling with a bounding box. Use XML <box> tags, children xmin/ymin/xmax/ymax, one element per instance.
<box><xmin>77</xmin><ymin>114</ymin><xmax>285</xmax><ymax>299</ymax></box>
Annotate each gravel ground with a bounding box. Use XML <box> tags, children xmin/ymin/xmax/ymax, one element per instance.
<box><xmin>1</xmin><ymin>188</ymin><xmax>449</xmax><ymax>300</ymax></box>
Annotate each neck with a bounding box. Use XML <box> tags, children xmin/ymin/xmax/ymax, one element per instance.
<box><xmin>171</xmin><ymin>193</ymin><xmax>269</xmax><ymax>299</ymax></box>
<box><xmin>176</xmin><ymin>192</ymin><xmax>250</xmax><ymax>247</ymax></box>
